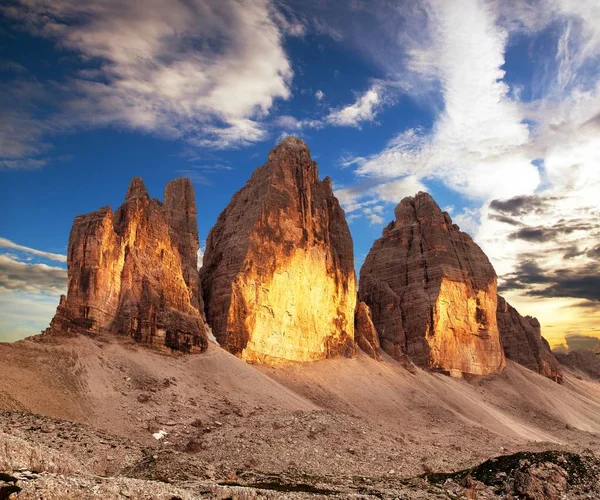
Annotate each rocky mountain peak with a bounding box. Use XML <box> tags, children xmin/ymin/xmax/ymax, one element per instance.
<box><xmin>360</xmin><ymin>191</ymin><xmax>506</xmax><ymax>376</ymax></box>
<box><xmin>200</xmin><ymin>137</ymin><xmax>357</xmax><ymax>364</ymax></box>
<box><xmin>360</xmin><ymin>190</ymin><xmax>562</xmax><ymax>380</ymax></box>
<box><xmin>125</xmin><ymin>176</ymin><xmax>149</xmax><ymax>200</ymax></box>
<box><xmin>45</xmin><ymin>177</ymin><xmax>208</xmax><ymax>353</ymax></box>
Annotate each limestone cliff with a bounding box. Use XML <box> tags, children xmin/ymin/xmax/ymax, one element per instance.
<box><xmin>200</xmin><ymin>137</ymin><xmax>357</xmax><ymax>364</ymax></box>
<box><xmin>45</xmin><ymin>177</ymin><xmax>208</xmax><ymax>353</ymax></box>
<box><xmin>359</xmin><ymin>192</ymin><xmax>506</xmax><ymax>376</ymax></box>
<box><xmin>497</xmin><ymin>296</ymin><xmax>563</xmax><ymax>383</ymax></box>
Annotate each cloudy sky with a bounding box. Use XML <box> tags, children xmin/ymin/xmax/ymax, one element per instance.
<box><xmin>0</xmin><ymin>0</ymin><xmax>599</xmax><ymax>347</ymax></box>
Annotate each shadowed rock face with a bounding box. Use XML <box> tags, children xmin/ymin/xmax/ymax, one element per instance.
<box><xmin>554</xmin><ymin>349</ymin><xmax>600</xmax><ymax>380</ymax></box>
<box><xmin>359</xmin><ymin>192</ymin><xmax>506</xmax><ymax>376</ymax></box>
<box><xmin>200</xmin><ymin>137</ymin><xmax>357</xmax><ymax>364</ymax></box>
<box><xmin>45</xmin><ymin>177</ymin><xmax>208</xmax><ymax>353</ymax></box>
<box><xmin>354</xmin><ymin>301</ymin><xmax>381</xmax><ymax>361</ymax></box>
<box><xmin>497</xmin><ymin>296</ymin><xmax>563</xmax><ymax>383</ymax></box>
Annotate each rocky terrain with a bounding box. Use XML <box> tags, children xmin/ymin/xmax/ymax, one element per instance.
<box><xmin>44</xmin><ymin>177</ymin><xmax>208</xmax><ymax>353</ymax></box>
<box><xmin>359</xmin><ymin>192</ymin><xmax>506</xmax><ymax>376</ymax></box>
<box><xmin>2</xmin><ymin>138</ymin><xmax>597</xmax><ymax>497</ymax></box>
<box><xmin>200</xmin><ymin>137</ymin><xmax>356</xmax><ymax>364</ymax></box>
<box><xmin>0</xmin><ymin>334</ymin><xmax>599</xmax><ymax>498</ymax></box>
<box><xmin>555</xmin><ymin>349</ymin><xmax>600</xmax><ymax>380</ymax></box>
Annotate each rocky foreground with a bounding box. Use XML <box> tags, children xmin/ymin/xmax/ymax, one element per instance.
<box><xmin>0</xmin><ymin>334</ymin><xmax>599</xmax><ymax>498</ymax></box>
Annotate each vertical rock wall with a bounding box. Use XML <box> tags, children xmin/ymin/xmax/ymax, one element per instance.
<box><xmin>45</xmin><ymin>177</ymin><xmax>208</xmax><ymax>353</ymax></box>
<box><xmin>359</xmin><ymin>192</ymin><xmax>506</xmax><ymax>376</ymax></box>
<box><xmin>201</xmin><ymin>137</ymin><xmax>357</xmax><ymax>364</ymax></box>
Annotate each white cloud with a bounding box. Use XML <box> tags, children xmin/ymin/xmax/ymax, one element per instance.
<box><xmin>315</xmin><ymin>89</ymin><xmax>325</xmax><ymax>101</ymax></box>
<box><xmin>357</xmin><ymin>0</ymin><xmax>538</xmax><ymax>202</ymax></box>
<box><xmin>0</xmin><ymin>238</ymin><xmax>66</xmax><ymax>263</ymax></box>
<box><xmin>2</xmin><ymin>0</ymin><xmax>293</xmax><ymax>150</ymax></box>
<box><xmin>197</xmin><ymin>246</ymin><xmax>204</xmax><ymax>271</ymax></box>
<box><xmin>0</xmin><ymin>291</ymin><xmax>59</xmax><ymax>342</ymax></box>
<box><xmin>325</xmin><ymin>86</ymin><xmax>382</xmax><ymax>127</ymax></box>
<box><xmin>0</xmin><ymin>254</ymin><xmax>67</xmax><ymax>295</ymax></box>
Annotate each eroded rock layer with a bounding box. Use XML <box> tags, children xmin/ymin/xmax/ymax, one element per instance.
<box><xmin>359</xmin><ymin>192</ymin><xmax>506</xmax><ymax>376</ymax></box>
<box><xmin>200</xmin><ymin>137</ymin><xmax>356</xmax><ymax>364</ymax></box>
<box><xmin>497</xmin><ymin>296</ymin><xmax>563</xmax><ymax>383</ymax></box>
<box><xmin>45</xmin><ymin>177</ymin><xmax>208</xmax><ymax>353</ymax></box>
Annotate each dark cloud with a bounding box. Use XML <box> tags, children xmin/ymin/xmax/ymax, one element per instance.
<box><xmin>0</xmin><ymin>255</ymin><xmax>66</xmax><ymax>295</ymax></box>
<box><xmin>563</xmin><ymin>245</ymin><xmax>586</xmax><ymax>259</ymax></box>
<box><xmin>489</xmin><ymin>195</ymin><xmax>561</xmax><ymax>217</ymax></box>
<box><xmin>499</xmin><ymin>259</ymin><xmax>600</xmax><ymax>302</ymax></box>
<box><xmin>508</xmin><ymin>227</ymin><xmax>553</xmax><ymax>242</ymax></box>
<box><xmin>489</xmin><ymin>214</ymin><xmax>523</xmax><ymax>226</ymax></box>
<box><xmin>587</xmin><ymin>245</ymin><xmax>600</xmax><ymax>259</ymax></box>
<box><xmin>565</xmin><ymin>334</ymin><xmax>600</xmax><ymax>352</ymax></box>
<box><xmin>568</xmin><ymin>300</ymin><xmax>600</xmax><ymax>310</ymax></box>
<box><xmin>507</xmin><ymin>220</ymin><xmax>598</xmax><ymax>243</ymax></box>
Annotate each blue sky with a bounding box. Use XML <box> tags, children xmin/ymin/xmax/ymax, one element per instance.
<box><xmin>1</xmin><ymin>0</ymin><xmax>599</xmax><ymax>346</ymax></box>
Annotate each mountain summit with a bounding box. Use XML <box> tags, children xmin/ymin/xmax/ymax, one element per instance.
<box><xmin>201</xmin><ymin>136</ymin><xmax>357</xmax><ymax>364</ymax></box>
<box><xmin>360</xmin><ymin>192</ymin><xmax>507</xmax><ymax>376</ymax></box>
<box><xmin>45</xmin><ymin>177</ymin><xmax>208</xmax><ymax>353</ymax></box>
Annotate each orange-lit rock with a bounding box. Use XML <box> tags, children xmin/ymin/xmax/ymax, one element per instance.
<box><xmin>359</xmin><ymin>192</ymin><xmax>506</xmax><ymax>376</ymax></box>
<box><xmin>497</xmin><ymin>296</ymin><xmax>563</xmax><ymax>383</ymax></box>
<box><xmin>201</xmin><ymin>137</ymin><xmax>357</xmax><ymax>364</ymax></box>
<box><xmin>45</xmin><ymin>177</ymin><xmax>208</xmax><ymax>353</ymax></box>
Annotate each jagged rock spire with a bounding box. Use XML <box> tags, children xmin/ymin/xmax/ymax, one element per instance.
<box><xmin>45</xmin><ymin>177</ymin><xmax>208</xmax><ymax>353</ymax></box>
<box><xmin>201</xmin><ymin>136</ymin><xmax>357</xmax><ymax>364</ymax></box>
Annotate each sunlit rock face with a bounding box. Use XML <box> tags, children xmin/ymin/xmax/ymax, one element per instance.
<box><xmin>355</xmin><ymin>301</ymin><xmax>381</xmax><ymax>361</ymax></box>
<box><xmin>45</xmin><ymin>177</ymin><xmax>208</xmax><ymax>353</ymax></box>
<box><xmin>497</xmin><ymin>296</ymin><xmax>563</xmax><ymax>383</ymax></box>
<box><xmin>200</xmin><ymin>137</ymin><xmax>357</xmax><ymax>364</ymax></box>
<box><xmin>359</xmin><ymin>192</ymin><xmax>506</xmax><ymax>376</ymax></box>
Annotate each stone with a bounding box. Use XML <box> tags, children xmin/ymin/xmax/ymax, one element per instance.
<box><xmin>200</xmin><ymin>136</ymin><xmax>357</xmax><ymax>364</ymax></box>
<box><xmin>44</xmin><ymin>177</ymin><xmax>208</xmax><ymax>353</ymax></box>
<box><xmin>497</xmin><ymin>296</ymin><xmax>563</xmax><ymax>383</ymax></box>
<box><xmin>354</xmin><ymin>302</ymin><xmax>381</xmax><ymax>361</ymax></box>
<box><xmin>554</xmin><ymin>349</ymin><xmax>600</xmax><ymax>380</ymax></box>
<box><xmin>359</xmin><ymin>192</ymin><xmax>506</xmax><ymax>376</ymax></box>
